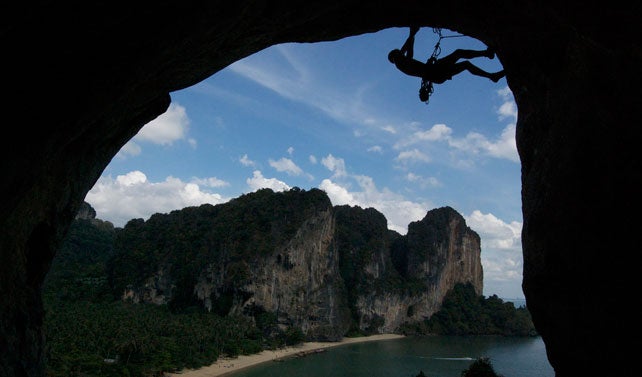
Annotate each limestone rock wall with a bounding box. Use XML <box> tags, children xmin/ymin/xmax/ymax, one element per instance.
<box><xmin>113</xmin><ymin>199</ymin><xmax>481</xmax><ymax>340</ymax></box>
<box><xmin>240</xmin><ymin>209</ymin><xmax>348</xmax><ymax>339</ymax></box>
<box><xmin>122</xmin><ymin>267</ymin><xmax>174</xmax><ymax>305</ymax></box>
<box><xmin>406</xmin><ymin>207</ymin><xmax>483</xmax><ymax>299</ymax></box>
<box><xmin>352</xmin><ymin>207</ymin><xmax>482</xmax><ymax>333</ymax></box>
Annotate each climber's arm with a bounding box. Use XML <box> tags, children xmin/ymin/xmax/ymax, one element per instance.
<box><xmin>399</xmin><ymin>26</ymin><xmax>419</xmax><ymax>58</ymax></box>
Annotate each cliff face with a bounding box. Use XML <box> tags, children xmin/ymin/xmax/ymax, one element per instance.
<box><xmin>345</xmin><ymin>206</ymin><xmax>483</xmax><ymax>333</ymax></box>
<box><xmin>114</xmin><ymin>188</ymin><xmax>349</xmax><ymax>339</ymax></box>
<box><xmin>74</xmin><ymin>202</ymin><xmax>96</xmax><ymax>221</ymax></box>
<box><xmin>194</xmin><ymin>207</ymin><xmax>350</xmax><ymax>340</ymax></box>
<box><xmin>110</xmin><ymin>190</ymin><xmax>481</xmax><ymax>338</ymax></box>
<box><xmin>406</xmin><ymin>207</ymin><xmax>483</xmax><ymax>300</ymax></box>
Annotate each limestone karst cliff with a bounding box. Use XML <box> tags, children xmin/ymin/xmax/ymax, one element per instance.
<box><xmin>56</xmin><ymin>188</ymin><xmax>482</xmax><ymax>339</ymax></box>
<box><xmin>334</xmin><ymin>205</ymin><xmax>482</xmax><ymax>333</ymax></box>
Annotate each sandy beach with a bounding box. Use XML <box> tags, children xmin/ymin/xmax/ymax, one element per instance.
<box><xmin>166</xmin><ymin>333</ymin><xmax>405</xmax><ymax>377</ymax></box>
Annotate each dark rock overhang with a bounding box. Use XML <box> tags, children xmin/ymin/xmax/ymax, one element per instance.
<box><xmin>2</xmin><ymin>1</ymin><xmax>641</xmax><ymax>376</ymax></box>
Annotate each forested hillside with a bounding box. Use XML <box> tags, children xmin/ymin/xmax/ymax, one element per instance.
<box><xmin>43</xmin><ymin>188</ymin><xmax>534</xmax><ymax>376</ymax></box>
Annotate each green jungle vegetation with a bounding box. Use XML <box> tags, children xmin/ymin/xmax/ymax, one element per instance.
<box><xmin>44</xmin><ymin>189</ymin><xmax>319</xmax><ymax>376</ymax></box>
<box><xmin>43</xmin><ymin>188</ymin><xmax>535</xmax><ymax>376</ymax></box>
<box><xmin>412</xmin><ymin>357</ymin><xmax>505</xmax><ymax>377</ymax></box>
<box><xmin>333</xmin><ymin>204</ymin><xmax>427</xmax><ymax>336</ymax></box>
<box><xmin>460</xmin><ymin>357</ymin><xmax>505</xmax><ymax>377</ymax></box>
<box><xmin>398</xmin><ymin>282</ymin><xmax>536</xmax><ymax>337</ymax></box>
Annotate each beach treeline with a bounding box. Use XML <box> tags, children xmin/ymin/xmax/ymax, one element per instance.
<box><xmin>43</xmin><ymin>191</ymin><xmax>533</xmax><ymax>376</ymax></box>
<box><xmin>43</xmin><ymin>217</ymin><xmax>306</xmax><ymax>376</ymax></box>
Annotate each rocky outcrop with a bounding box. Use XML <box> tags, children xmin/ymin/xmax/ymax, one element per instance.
<box><xmin>108</xmin><ymin>194</ymin><xmax>481</xmax><ymax>340</ymax></box>
<box><xmin>348</xmin><ymin>206</ymin><xmax>482</xmax><ymax>333</ymax></box>
<box><xmin>237</xmin><ymin>208</ymin><xmax>349</xmax><ymax>340</ymax></box>
<box><xmin>109</xmin><ymin>189</ymin><xmax>350</xmax><ymax>340</ymax></box>
<box><xmin>74</xmin><ymin>202</ymin><xmax>96</xmax><ymax>221</ymax></box>
<box><xmin>122</xmin><ymin>266</ymin><xmax>174</xmax><ymax>306</ymax></box>
<box><xmin>2</xmin><ymin>2</ymin><xmax>641</xmax><ymax>376</ymax></box>
<box><xmin>191</xmin><ymin>206</ymin><xmax>350</xmax><ymax>341</ymax></box>
<box><xmin>122</xmin><ymin>208</ymin><xmax>350</xmax><ymax>339</ymax></box>
<box><xmin>403</xmin><ymin>207</ymin><xmax>483</xmax><ymax>299</ymax></box>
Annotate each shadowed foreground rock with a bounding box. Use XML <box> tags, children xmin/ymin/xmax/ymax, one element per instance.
<box><xmin>2</xmin><ymin>1</ymin><xmax>641</xmax><ymax>376</ymax></box>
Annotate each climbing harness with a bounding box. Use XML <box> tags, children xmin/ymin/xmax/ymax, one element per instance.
<box><xmin>420</xmin><ymin>27</ymin><xmax>464</xmax><ymax>104</ymax></box>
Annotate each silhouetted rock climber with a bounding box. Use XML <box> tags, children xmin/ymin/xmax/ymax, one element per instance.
<box><xmin>388</xmin><ymin>27</ymin><xmax>504</xmax><ymax>102</ymax></box>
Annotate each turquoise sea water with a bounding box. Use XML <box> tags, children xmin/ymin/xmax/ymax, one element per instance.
<box><xmin>503</xmin><ymin>298</ymin><xmax>527</xmax><ymax>308</ymax></box>
<box><xmin>227</xmin><ymin>335</ymin><xmax>553</xmax><ymax>377</ymax></box>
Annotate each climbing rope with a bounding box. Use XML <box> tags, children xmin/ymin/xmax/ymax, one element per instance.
<box><xmin>430</xmin><ymin>27</ymin><xmax>464</xmax><ymax>58</ymax></box>
<box><xmin>420</xmin><ymin>28</ymin><xmax>464</xmax><ymax>104</ymax></box>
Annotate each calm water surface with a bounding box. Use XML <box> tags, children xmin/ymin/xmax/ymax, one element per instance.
<box><xmin>229</xmin><ymin>336</ymin><xmax>553</xmax><ymax>377</ymax></box>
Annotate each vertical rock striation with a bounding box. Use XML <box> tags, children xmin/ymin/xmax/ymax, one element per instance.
<box><xmin>406</xmin><ymin>207</ymin><xmax>483</xmax><ymax>299</ymax></box>
<box><xmin>222</xmin><ymin>207</ymin><xmax>350</xmax><ymax>340</ymax></box>
<box><xmin>112</xmin><ymin>189</ymin><xmax>351</xmax><ymax>340</ymax></box>
<box><xmin>109</xmin><ymin>192</ymin><xmax>482</xmax><ymax>338</ymax></box>
<box><xmin>348</xmin><ymin>206</ymin><xmax>482</xmax><ymax>333</ymax></box>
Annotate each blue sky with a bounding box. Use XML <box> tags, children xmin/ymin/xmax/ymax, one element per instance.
<box><xmin>85</xmin><ymin>28</ymin><xmax>523</xmax><ymax>299</ymax></box>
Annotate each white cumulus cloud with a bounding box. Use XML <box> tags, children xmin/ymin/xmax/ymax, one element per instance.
<box><xmin>116</xmin><ymin>142</ymin><xmax>142</xmax><ymax>158</ymax></box>
<box><xmin>85</xmin><ymin>171</ymin><xmax>228</xmax><ymax>227</ymax></box>
<box><xmin>246</xmin><ymin>170</ymin><xmax>291</xmax><ymax>192</ymax></box>
<box><xmin>405</xmin><ymin>172</ymin><xmax>441</xmax><ymax>188</ymax></box>
<box><xmin>269</xmin><ymin>157</ymin><xmax>304</xmax><ymax>176</ymax></box>
<box><xmin>319</xmin><ymin>175</ymin><xmax>430</xmax><ymax>234</ymax></box>
<box><xmin>240</xmin><ymin>154</ymin><xmax>257</xmax><ymax>167</ymax></box>
<box><xmin>191</xmin><ymin>177</ymin><xmax>230</xmax><ymax>188</ymax></box>
<box><xmin>114</xmin><ymin>103</ymin><xmax>193</xmax><ymax>159</ymax></box>
<box><xmin>395</xmin><ymin>149</ymin><xmax>431</xmax><ymax>164</ymax></box>
<box><xmin>446</xmin><ymin>125</ymin><xmax>518</xmax><ymax>163</ymax></box>
<box><xmin>465</xmin><ymin>209</ymin><xmax>524</xmax><ymax>298</ymax></box>
<box><xmin>321</xmin><ymin>154</ymin><xmax>347</xmax><ymax>177</ymax></box>
<box><xmin>393</xmin><ymin>112</ymin><xmax>519</xmax><ymax>165</ymax></box>
<box><xmin>497</xmin><ymin>86</ymin><xmax>518</xmax><ymax>122</ymax></box>
<box><xmin>135</xmin><ymin>102</ymin><xmax>190</xmax><ymax>145</ymax></box>
<box><xmin>466</xmin><ymin>210</ymin><xmax>522</xmax><ymax>250</ymax></box>
<box><xmin>415</xmin><ymin>123</ymin><xmax>452</xmax><ymax>141</ymax></box>
<box><xmin>382</xmin><ymin>125</ymin><xmax>397</xmax><ymax>134</ymax></box>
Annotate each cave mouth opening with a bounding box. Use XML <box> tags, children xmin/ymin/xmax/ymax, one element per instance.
<box><xmin>84</xmin><ymin>27</ymin><xmax>520</xmax><ymax>303</ymax></box>
<box><xmin>7</xmin><ymin>3</ymin><xmax>641</xmax><ymax>376</ymax></box>
<box><xmin>42</xmin><ymin>25</ymin><xmax>542</xmax><ymax>377</ymax></box>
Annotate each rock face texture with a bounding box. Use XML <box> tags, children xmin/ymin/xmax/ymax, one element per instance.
<box><xmin>403</xmin><ymin>207</ymin><xmax>483</xmax><ymax>307</ymax></box>
<box><xmin>116</xmin><ymin>190</ymin><xmax>351</xmax><ymax>340</ymax></box>
<box><xmin>74</xmin><ymin>202</ymin><xmax>96</xmax><ymax>221</ymax></box>
<box><xmin>235</xmin><ymin>206</ymin><xmax>346</xmax><ymax>340</ymax></box>
<box><xmin>1</xmin><ymin>2</ymin><xmax>641</xmax><ymax>376</ymax></box>
<box><xmin>335</xmin><ymin>206</ymin><xmax>483</xmax><ymax>334</ymax></box>
<box><xmin>107</xmin><ymin>192</ymin><xmax>481</xmax><ymax>341</ymax></box>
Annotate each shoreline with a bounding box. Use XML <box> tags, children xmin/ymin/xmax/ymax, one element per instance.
<box><xmin>166</xmin><ymin>333</ymin><xmax>405</xmax><ymax>377</ymax></box>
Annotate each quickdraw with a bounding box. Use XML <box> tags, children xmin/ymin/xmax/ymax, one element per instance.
<box><xmin>420</xmin><ymin>28</ymin><xmax>464</xmax><ymax>104</ymax></box>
